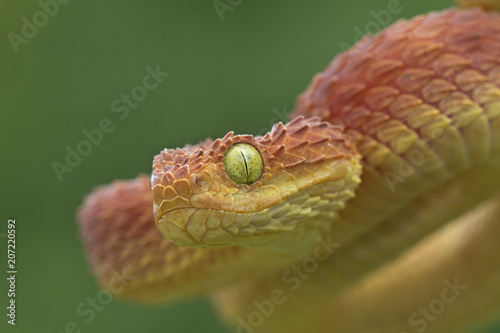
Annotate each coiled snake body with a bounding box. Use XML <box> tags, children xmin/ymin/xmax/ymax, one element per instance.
<box><xmin>79</xmin><ymin>4</ymin><xmax>500</xmax><ymax>333</ymax></box>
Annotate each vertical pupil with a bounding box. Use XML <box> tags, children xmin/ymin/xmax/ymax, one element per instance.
<box><xmin>224</xmin><ymin>143</ymin><xmax>263</xmax><ymax>185</ymax></box>
<box><xmin>239</xmin><ymin>150</ymin><xmax>249</xmax><ymax>183</ymax></box>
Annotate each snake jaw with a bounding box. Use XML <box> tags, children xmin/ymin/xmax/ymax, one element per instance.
<box><xmin>151</xmin><ymin>116</ymin><xmax>362</xmax><ymax>250</ymax></box>
<box><xmin>156</xmin><ymin>165</ymin><xmax>361</xmax><ymax>251</ymax></box>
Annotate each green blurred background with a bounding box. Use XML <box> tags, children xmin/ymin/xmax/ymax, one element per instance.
<box><xmin>2</xmin><ymin>0</ymin><xmax>499</xmax><ymax>332</ymax></box>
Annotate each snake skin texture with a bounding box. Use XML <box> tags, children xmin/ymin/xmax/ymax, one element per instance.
<box><xmin>151</xmin><ymin>117</ymin><xmax>360</xmax><ymax>249</ymax></box>
<box><xmin>79</xmin><ymin>7</ymin><xmax>500</xmax><ymax>333</ymax></box>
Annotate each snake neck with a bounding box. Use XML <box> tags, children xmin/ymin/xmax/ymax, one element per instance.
<box><xmin>292</xmin><ymin>7</ymin><xmax>500</xmax><ymax>247</ymax></box>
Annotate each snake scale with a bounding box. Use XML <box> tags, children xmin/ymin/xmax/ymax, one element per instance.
<box><xmin>79</xmin><ymin>3</ymin><xmax>500</xmax><ymax>333</ymax></box>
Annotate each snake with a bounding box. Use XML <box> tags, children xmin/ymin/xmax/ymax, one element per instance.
<box><xmin>78</xmin><ymin>2</ymin><xmax>500</xmax><ymax>333</ymax></box>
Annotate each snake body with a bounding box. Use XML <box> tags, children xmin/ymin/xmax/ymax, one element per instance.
<box><xmin>79</xmin><ymin>6</ymin><xmax>500</xmax><ymax>333</ymax></box>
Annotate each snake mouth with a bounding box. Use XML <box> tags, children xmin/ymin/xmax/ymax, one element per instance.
<box><xmin>155</xmin><ymin>174</ymin><xmax>361</xmax><ymax>249</ymax></box>
<box><xmin>156</xmin><ymin>207</ymin><xmax>282</xmax><ymax>248</ymax></box>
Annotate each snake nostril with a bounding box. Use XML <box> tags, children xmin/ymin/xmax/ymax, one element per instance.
<box><xmin>193</xmin><ymin>170</ymin><xmax>212</xmax><ymax>192</ymax></box>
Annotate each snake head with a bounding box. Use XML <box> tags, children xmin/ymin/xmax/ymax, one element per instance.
<box><xmin>151</xmin><ymin>116</ymin><xmax>362</xmax><ymax>250</ymax></box>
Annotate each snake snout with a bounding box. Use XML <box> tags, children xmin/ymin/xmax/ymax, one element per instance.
<box><xmin>152</xmin><ymin>117</ymin><xmax>362</xmax><ymax>250</ymax></box>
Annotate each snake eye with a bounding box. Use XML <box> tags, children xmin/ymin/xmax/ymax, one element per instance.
<box><xmin>224</xmin><ymin>143</ymin><xmax>263</xmax><ymax>185</ymax></box>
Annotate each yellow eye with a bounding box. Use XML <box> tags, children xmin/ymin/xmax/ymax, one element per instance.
<box><xmin>224</xmin><ymin>143</ymin><xmax>263</xmax><ymax>185</ymax></box>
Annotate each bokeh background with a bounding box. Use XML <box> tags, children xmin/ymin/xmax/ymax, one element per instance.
<box><xmin>2</xmin><ymin>0</ymin><xmax>499</xmax><ymax>332</ymax></box>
